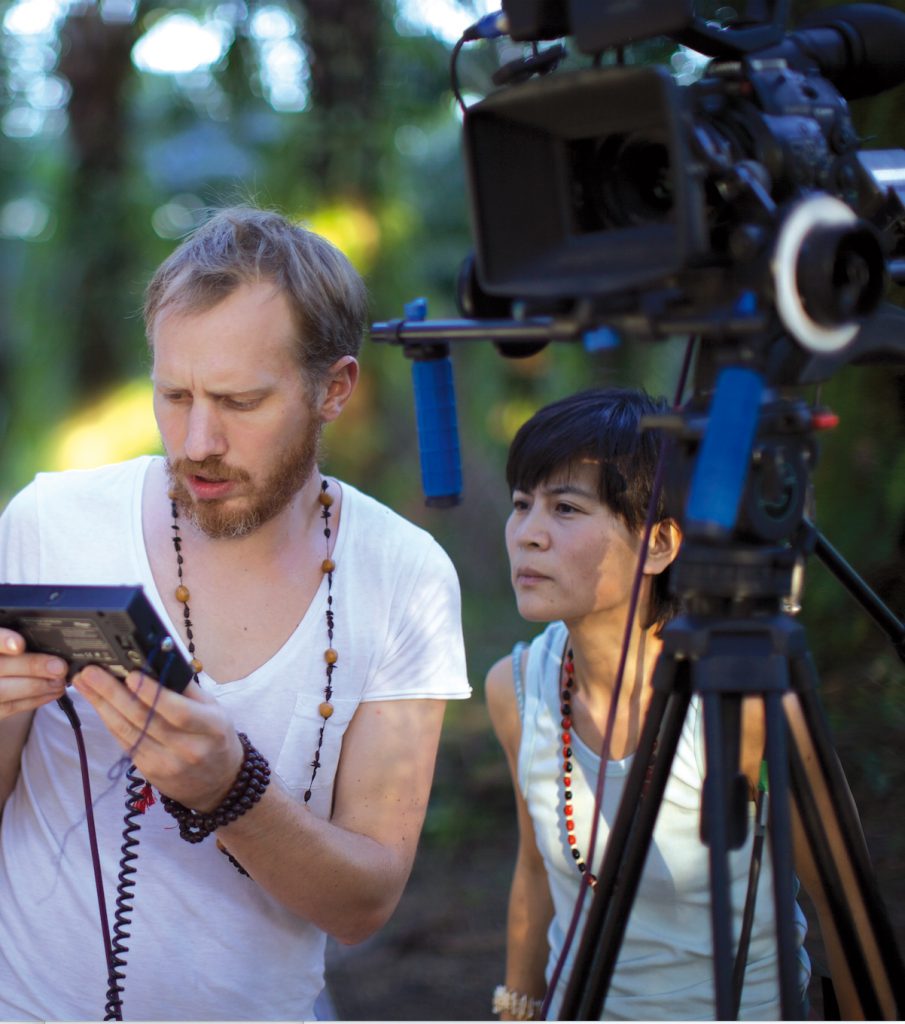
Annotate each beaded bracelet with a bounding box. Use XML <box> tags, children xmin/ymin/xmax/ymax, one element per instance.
<box><xmin>491</xmin><ymin>985</ymin><xmax>544</xmax><ymax>1021</ymax></box>
<box><xmin>160</xmin><ymin>732</ymin><xmax>271</xmax><ymax>844</ymax></box>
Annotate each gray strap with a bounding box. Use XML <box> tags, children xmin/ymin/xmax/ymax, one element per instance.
<box><xmin>511</xmin><ymin>641</ymin><xmax>529</xmax><ymax>720</ymax></box>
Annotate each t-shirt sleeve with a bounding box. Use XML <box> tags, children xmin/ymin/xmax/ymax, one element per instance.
<box><xmin>361</xmin><ymin>537</ymin><xmax>471</xmax><ymax>702</ymax></box>
<box><xmin>0</xmin><ymin>483</ymin><xmax>40</xmax><ymax>583</ymax></box>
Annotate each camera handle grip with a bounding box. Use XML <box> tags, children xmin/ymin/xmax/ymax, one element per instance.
<box><xmin>685</xmin><ymin>366</ymin><xmax>764</xmax><ymax>540</ymax></box>
<box><xmin>406</xmin><ymin>299</ymin><xmax>463</xmax><ymax>508</ymax></box>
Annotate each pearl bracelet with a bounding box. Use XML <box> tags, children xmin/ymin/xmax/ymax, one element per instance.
<box><xmin>492</xmin><ymin>985</ymin><xmax>544</xmax><ymax>1020</ymax></box>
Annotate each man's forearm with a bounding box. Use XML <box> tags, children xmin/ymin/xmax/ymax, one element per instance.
<box><xmin>214</xmin><ymin>775</ymin><xmax>415</xmax><ymax>943</ymax></box>
<box><xmin>0</xmin><ymin>712</ymin><xmax>33</xmax><ymax>810</ymax></box>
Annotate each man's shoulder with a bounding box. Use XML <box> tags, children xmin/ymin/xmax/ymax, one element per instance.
<box><xmin>339</xmin><ymin>480</ymin><xmax>458</xmax><ymax>581</ymax></box>
<box><xmin>7</xmin><ymin>456</ymin><xmax>156</xmax><ymax>532</ymax></box>
<box><xmin>31</xmin><ymin>455</ymin><xmax>155</xmax><ymax>500</ymax></box>
<box><xmin>340</xmin><ymin>481</ymin><xmax>438</xmax><ymax>547</ymax></box>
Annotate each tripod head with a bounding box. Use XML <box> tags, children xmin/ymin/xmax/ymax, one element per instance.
<box><xmin>642</xmin><ymin>368</ymin><xmax>817</xmax><ymax>616</ymax></box>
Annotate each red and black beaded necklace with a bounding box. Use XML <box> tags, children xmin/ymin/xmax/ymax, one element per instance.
<box><xmin>559</xmin><ymin>644</ymin><xmax>658</xmax><ymax>891</ymax></box>
<box><xmin>170</xmin><ymin>477</ymin><xmax>338</xmax><ymax>811</ymax></box>
<box><xmin>560</xmin><ymin>647</ymin><xmax>598</xmax><ymax>889</ymax></box>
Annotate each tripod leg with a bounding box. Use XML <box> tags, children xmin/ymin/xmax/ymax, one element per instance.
<box><xmin>762</xmin><ymin>689</ymin><xmax>807</xmax><ymax>1019</ymax></box>
<box><xmin>700</xmin><ymin>686</ymin><xmax>794</xmax><ymax>1018</ymax></box>
<box><xmin>785</xmin><ymin>652</ymin><xmax>903</xmax><ymax>1018</ymax></box>
<box><xmin>700</xmin><ymin>688</ymin><xmax>741</xmax><ymax>1019</ymax></box>
<box><xmin>560</xmin><ymin>655</ymin><xmax>692</xmax><ymax>1020</ymax></box>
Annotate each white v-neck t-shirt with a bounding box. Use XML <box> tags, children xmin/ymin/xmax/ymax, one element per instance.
<box><xmin>0</xmin><ymin>455</ymin><xmax>470</xmax><ymax>1021</ymax></box>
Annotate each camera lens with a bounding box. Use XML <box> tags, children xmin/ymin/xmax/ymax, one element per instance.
<box><xmin>796</xmin><ymin>222</ymin><xmax>885</xmax><ymax>325</ymax></box>
<box><xmin>579</xmin><ymin>132</ymin><xmax>674</xmax><ymax>229</ymax></box>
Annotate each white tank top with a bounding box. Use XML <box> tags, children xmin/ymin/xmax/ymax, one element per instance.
<box><xmin>514</xmin><ymin>621</ymin><xmax>809</xmax><ymax>1020</ymax></box>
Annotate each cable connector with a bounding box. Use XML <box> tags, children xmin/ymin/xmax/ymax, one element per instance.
<box><xmin>462</xmin><ymin>10</ymin><xmax>507</xmax><ymax>41</ymax></box>
<box><xmin>57</xmin><ymin>692</ymin><xmax>81</xmax><ymax>728</ymax></box>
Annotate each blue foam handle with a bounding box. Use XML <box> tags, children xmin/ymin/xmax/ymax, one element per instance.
<box><xmin>685</xmin><ymin>366</ymin><xmax>764</xmax><ymax>538</ymax></box>
<box><xmin>411</xmin><ymin>357</ymin><xmax>462</xmax><ymax>507</ymax></box>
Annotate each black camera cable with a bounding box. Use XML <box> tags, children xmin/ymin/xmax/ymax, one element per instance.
<box><xmin>56</xmin><ymin>645</ymin><xmax>179</xmax><ymax>1021</ymax></box>
<box><xmin>56</xmin><ymin>691</ymin><xmax>121</xmax><ymax>1019</ymax></box>
<box><xmin>450</xmin><ymin>11</ymin><xmax>506</xmax><ymax>112</ymax></box>
<box><xmin>450</xmin><ymin>11</ymin><xmax>566</xmax><ymax>113</ymax></box>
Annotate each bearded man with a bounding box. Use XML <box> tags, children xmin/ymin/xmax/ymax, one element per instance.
<box><xmin>0</xmin><ymin>207</ymin><xmax>470</xmax><ymax>1020</ymax></box>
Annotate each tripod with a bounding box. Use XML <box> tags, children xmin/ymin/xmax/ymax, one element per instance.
<box><xmin>558</xmin><ymin>541</ymin><xmax>905</xmax><ymax>1020</ymax></box>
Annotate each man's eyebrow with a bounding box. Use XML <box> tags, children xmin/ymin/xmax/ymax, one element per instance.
<box><xmin>154</xmin><ymin>380</ymin><xmax>272</xmax><ymax>399</ymax></box>
<box><xmin>208</xmin><ymin>386</ymin><xmax>272</xmax><ymax>399</ymax></box>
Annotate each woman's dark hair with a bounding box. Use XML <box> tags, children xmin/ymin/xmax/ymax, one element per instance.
<box><xmin>506</xmin><ymin>386</ymin><xmax>678</xmax><ymax>625</ymax></box>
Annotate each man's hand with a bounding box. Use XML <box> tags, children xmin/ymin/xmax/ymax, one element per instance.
<box><xmin>72</xmin><ymin>664</ymin><xmax>243</xmax><ymax>811</ymax></box>
<box><xmin>0</xmin><ymin>627</ymin><xmax>68</xmax><ymax>719</ymax></box>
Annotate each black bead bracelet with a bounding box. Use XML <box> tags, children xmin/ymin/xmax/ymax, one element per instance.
<box><xmin>161</xmin><ymin>732</ymin><xmax>271</xmax><ymax>844</ymax></box>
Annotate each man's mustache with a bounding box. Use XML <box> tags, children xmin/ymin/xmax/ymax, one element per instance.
<box><xmin>169</xmin><ymin>457</ymin><xmax>252</xmax><ymax>484</ymax></box>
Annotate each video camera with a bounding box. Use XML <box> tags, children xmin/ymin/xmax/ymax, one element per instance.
<box><xmin>373</xmin><ymin>1</ymin><xmax>905</xmax><ymax>519</ymax></box>
<box><xmin>375</xmin><ymin>11</ymin><xmax>905</xmax><ymax>1018</ymax></box>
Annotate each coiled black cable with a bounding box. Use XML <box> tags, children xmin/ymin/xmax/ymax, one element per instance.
<box><xmin>57</xmin><ymin>693</ymin><xmax>121</xmax><ymax>1020</ymax></box>
<box><xmin>103</xmin><ymin>763</ymin><xmax>147</xmax><ymax>1020</ymax></box>
<box><xmin>57</xmin><ymin>639</ymin><xmax>186</xmax><ymax>1019</ymax></box>
<box><xmin>104</xmin><ymin>647</ymin><xmax>177</xmax><ymax>1019</ymax></box>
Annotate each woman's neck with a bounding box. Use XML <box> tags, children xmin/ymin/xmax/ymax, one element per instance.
<box><xmin>561</xmin><ymin>612</ymin><xmax>664</xmax><ymax>759</ymax></box>
<box><xmin>565</xmin><ymin>611</ymin><xmax>661</xmax><ymax>699</ymax></box>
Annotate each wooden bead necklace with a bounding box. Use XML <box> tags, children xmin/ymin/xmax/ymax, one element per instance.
<box><xmin>560</xmin><ymin>645</ymin><xmax>658</xmax><ymax>891</ymax></box>
<box><xmin>170</xmin><ymin>477</ymin><xmax>338</xmax><ymax>808</ymax></box>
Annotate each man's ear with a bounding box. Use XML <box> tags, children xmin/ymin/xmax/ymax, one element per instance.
<box><xmin>644</xmin><ymin>517</ymin><xmax>682</xmax><ymax>575</ymax></box>
<box><xmin>318</xmin><ymin>356</ymin><xmax>359</xmax><ymax>423</ymax></box>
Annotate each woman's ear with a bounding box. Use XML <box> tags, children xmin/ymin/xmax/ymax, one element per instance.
<box><xmin>644</xmin><ymin>517</ymin><xmax>682</xmax><ymax>575</ymax></box>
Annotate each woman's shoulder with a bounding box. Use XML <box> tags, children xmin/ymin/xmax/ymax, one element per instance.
<box><xmin>485</xmin><ymin>651</ymin><xmax>520</xmax><ymax>752</ymax></box>
<box><xmin>487</xmin><ymin>622</ymin><xmax>565</xmax><ymax>718</ymax></box>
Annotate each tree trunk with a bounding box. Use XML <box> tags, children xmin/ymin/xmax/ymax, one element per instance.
<box><xmin>57</xmin><ymin>3</ymin><xmax>139</xmax><ymax>397</ymax></box>
<box><xmin>299</xmin><ymin>0</ymin><xmax>384</xmax><ymax>197</ymax></box>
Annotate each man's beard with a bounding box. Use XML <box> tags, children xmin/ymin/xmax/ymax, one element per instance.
<box><xmin>166</xmin><ymin>425</ymin><xmax>321</xmax><ymax>539</ymax></box>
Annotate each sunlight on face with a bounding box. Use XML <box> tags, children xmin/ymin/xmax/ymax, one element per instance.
<box><xmin>505</xmin><ymin>464</ymin><xmax>646</xmax><ymax>627</ymax></box>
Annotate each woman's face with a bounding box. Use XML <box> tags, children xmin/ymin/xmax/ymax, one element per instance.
<box><xmin>505</xmin><ymin>462</ymin><xmax>647</xmax><ymax>626</ymax></box>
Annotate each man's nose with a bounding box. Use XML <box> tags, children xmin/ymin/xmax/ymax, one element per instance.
<box><xmin>184</xmin><ymin>402</ymin><xmax>227</xmax><ymax>463</ymax></box>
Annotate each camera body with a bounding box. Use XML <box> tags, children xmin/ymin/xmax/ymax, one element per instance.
<box><xmin>464</xmin><ymin>35</ymin><xmax>900</xmax><ymax>365</ymax></box>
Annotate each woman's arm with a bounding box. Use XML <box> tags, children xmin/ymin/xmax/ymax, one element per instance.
<box><xmin>0</xmin><ymin>713</ymin><xmax>33</xmax><ymax>811</ymax></box>
<box><xmin>486</xmin><ymin>654</ymin><xmax>553</xmax><ymax>1018</ymax></box>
